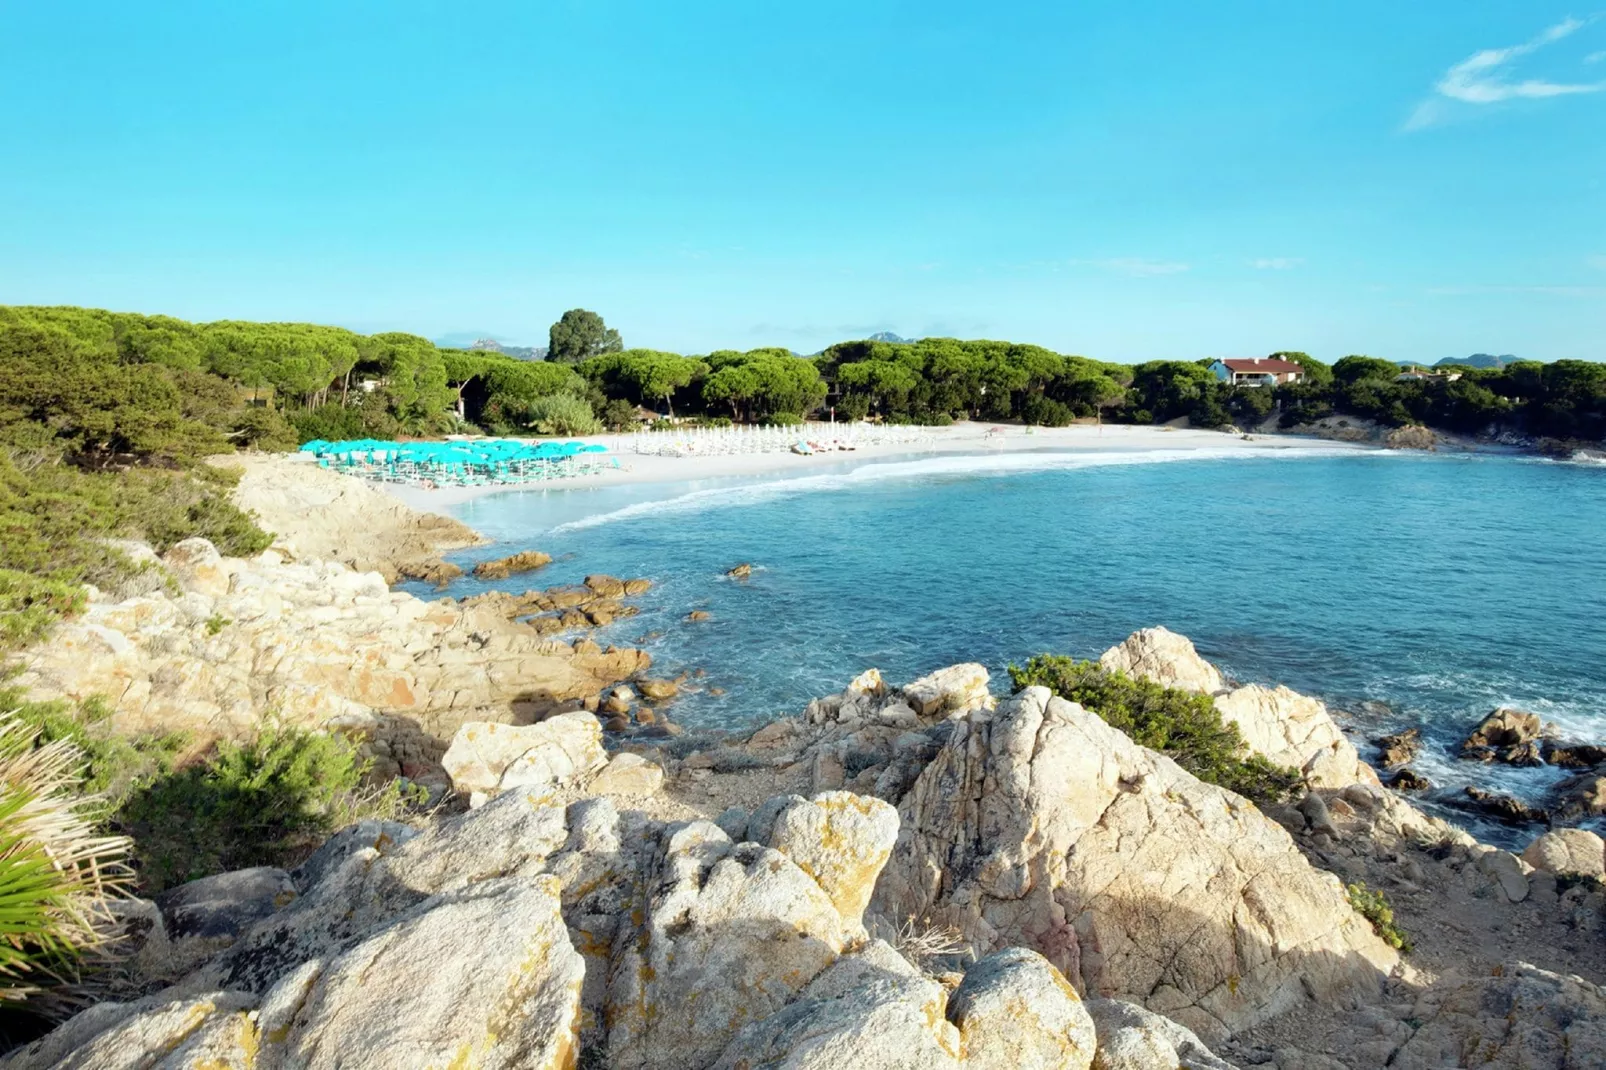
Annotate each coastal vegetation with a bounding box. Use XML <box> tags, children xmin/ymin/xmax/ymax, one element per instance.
<box><xmin>1346</xmin><ymin>882</ymin><xmax>1413</xmax><ymax>953</ymax></box>
<box><xmin>1008</xmin><ymin>655</ymin><xmax>1302</xmax><ymax>803</ymax></box>
<box><xmin>118</xmin><ymin>723</ymin><xmax>416</xmax><ymax>892</ymax></box>
<box><xmin>0</xmin><ymin>715</ymin><xmax>128</xmax><ymax>1022</ymax></box>
<box><xmin>3</xmin><ymin>305</ymin><xmax>1602</xmax><ymax>452</ymax></box>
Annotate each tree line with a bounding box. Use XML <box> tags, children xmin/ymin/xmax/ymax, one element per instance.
<box><xmin>3</xmin><ymin>305</ymin><xmax>1602</xmax><ymax>455</ymax></box>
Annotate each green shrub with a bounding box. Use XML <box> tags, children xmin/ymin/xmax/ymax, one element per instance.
<box><xmin>0</xmin><ymin>714</ymin><xmax>130</xmax><ymax>1020</ymax></box>
<box><xmin>0</xmin><ymin>573</ymin><xmax>85</xmax><ymax>656</ymax></box>
<box><xmin>0</xmin><ymin>685</ymin><xmax>187</xmax><ymax>812</ymax></box>
<box><xmin>116</xmin><ymin>724</ymin><xmax>415</xmax><ymax>892</ymax></box>
<box><xmin>1347</xmin><ymin>882</ymin><xmax>1412</xmax><ymax>952</ymax></box>
<box><xmin>1020</xmin><ymin>394</ymin><xmax>1075</xmax><ymax>427</ymax></box>
<box><xmin>599</xmin><ymin>397</ymin><xmax>638</xmax><ymax>431</ymax></box>
<box><xmin>526</xmin><ymin>393</ymin><xmax>602</xmax><ymax>437</ymax></box>
<box><xmin>230</xmin><ymin>406</ymin><xmax>299</xmax><ymax>451</ymax></box>
<box><xmin>1007</xmin><ymin>656</ymin><xmax>1302</xmax><ymax>803</ymax></box>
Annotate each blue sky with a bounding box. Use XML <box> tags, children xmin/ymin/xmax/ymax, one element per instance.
<box><xmin>1</xmin><ymin>2</ymin><xmax>1603</xmax><ymax>363</ymax></box>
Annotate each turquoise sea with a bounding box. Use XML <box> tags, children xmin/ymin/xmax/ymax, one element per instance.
<box><xmin>408</xmin><ymin>445</ymin><xmax>1606</xmax><ymax>832</ymax></box>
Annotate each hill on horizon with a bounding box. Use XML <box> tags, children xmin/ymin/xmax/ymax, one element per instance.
<box><xmin>433</xmin><ymin>333</ymin><xmax>546</xmax><ymax>360</ymax></box>
<box><xmin>1438</xmin><ymin>353</ymin><xmax>1519</xmax><ymax>369</ymax></box>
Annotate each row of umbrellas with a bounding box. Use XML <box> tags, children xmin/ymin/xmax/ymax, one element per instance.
<box><xmin>298</xmin><ymin>438</ymin><xmax>609</xmax><ymax>463</ymax></box>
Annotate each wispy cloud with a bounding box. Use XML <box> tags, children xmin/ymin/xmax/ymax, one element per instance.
<box><xmin>1588</xmin><ymin>254</ymin><xmax>1606</xmax><ymax>270</ymax></box>
<box><xmin>1250</xmin><ymin>257</ymin><xmax>1304</xmax><ymax>270</ymax></box>
<box><xmin>1406</xmin><ymin>18</ymin><xmax>1606</xmax><ymax>130</ymax></box>
<box><xmin>1076</xmin><ymin>257</ymin><xmax>1190</xmax><ymax>277</ymax></box>
<box><xmin>1427</xmin><ymin>283</ymin><xmax>1606</xmax><ymax>298</ymax></box>
<box><xmin>1588</xmin><ymin>50</ymin><xmax>1606</xmax><ymax>63</ymax></box>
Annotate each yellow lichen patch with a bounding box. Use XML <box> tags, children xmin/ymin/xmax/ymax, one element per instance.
<box><xmin>439</xmin><ymin>1041</ymin><xmax>480</xmax><ymax>1070</ymax></box>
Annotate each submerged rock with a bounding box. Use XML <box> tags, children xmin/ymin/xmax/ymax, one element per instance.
<box><xmin>472</xmin><ymin>549</ymin><xmax>554</xmax><ymax>579</ymax></box>
<box><xmin>1460</xmin><ymin>785</ymin><xmax>1550</xmax><ymax>824</ymax></box>
<box><xmin>1461</xmin><ymin>707</ymin><xmax>1552</xmax><ymax>764</ymax></box>
<box><xmin>1549</xmin><ymin>771</ymin><xmax>1606</xmax><ymax>825</ymax></box>
<box><xmin>1373</xmin><ymin>727</ymin><xmax>1422</xmax><ymax>769</ymax></box>
<box><xmin>1387</xmin><ymin>768</ymin><xmax>1432</xmax><ymax>792</ymax></box>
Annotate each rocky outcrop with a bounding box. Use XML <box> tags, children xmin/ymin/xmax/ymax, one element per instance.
<box><xmin>440</xmin><ymin>713</ymin><xmax>608</xmax><ymax>799</ymax></box>
<box><xmin>1213</xmin><ymin>684</ymin><xmax>1377</xmax><ymax>789</ymax></box>
<box><xmin>1373</xmin><ymin>727</ymin><xmax>1421</xmax><ymax>768</ymax></box>
<box><xmin>1099</xmin><ymin>629</ymin><xmax>1374</xmax><ymax>790</ymax></box>
<box><xmin>1384</xmin><ymin>425</ymin><xmax>1438</xmax><ymax>451</ymax></box>
<box><xmin>15</xmin><ymin>538</ymin><xmax>650</xmax><ymax>755</ymax></box>
<box><xmin>1461</xmin><ymin>707</ymin><xmax>1552</xmax><ymax>765</ymax></box>
<box><xmin>17</xmin><ymin>781</ymin><xmax>1248</xmax><ymax>1069</ymax></box>
<box><xmin>1099</xmin><ymin>627</ymin><xmax>1226</xmax><ymax>694</ymax></box>
<box><xmin>1087</xmin><ymin>998</ymin><xmax>1238</xmax><ymax>1070</ymax></box>
<box><xmin>12</xmin><ymin>774</ymin><xmax>1246</xmax><ymax>1066</ymax></box>
<box><xmin>903</xmin><ymin>663</ymin><xmax>993</xmax><ymax>718</ymax></box>
<box><xmin>472</xmin><ymin>549</ymin><xmax>553</xmax><ymax>579</ymax></box>
<box><xmin>874</xmin><ymin>686</ymin><xmax>1400</xmax><ymax>1041</ymax></box>
<box><xmin>1386</xmin><ymin>963</ymin><xmax>1606</xmax><ymax>1069</ymax></box>
<box><xmin>221</xmin><ymin>452</ymin><xmax>482</xmax><ymax>582</ymax></box>
<box><xmin>1523</xmin><ymin>828</ymin><xmax>1606</xmax><ymax>880</ymax></box>
<box><xmin>458</xmin><ymin>578</ymin><xmax>652</xmax><ymax>634</ymax></box>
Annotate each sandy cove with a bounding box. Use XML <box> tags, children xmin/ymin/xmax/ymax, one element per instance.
<box><xmin>372</xmin><ymin>421</ymin><xmax>1376</xmax><ymax>510</ymax></box>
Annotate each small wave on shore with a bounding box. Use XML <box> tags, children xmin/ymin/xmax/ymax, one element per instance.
<box><xmin>550</xmin><ymin>445</ymin><xmax>1371</xmax><ymax>533</ymax></box>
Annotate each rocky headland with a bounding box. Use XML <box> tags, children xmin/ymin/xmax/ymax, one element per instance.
<box><xmin>7</xmin><ymin>459</ymin><xmax>1606</xmax><ymax>1068</ymax></box>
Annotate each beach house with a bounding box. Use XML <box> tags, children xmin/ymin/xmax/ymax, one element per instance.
<box><xmin>1208</xmin><ymin>357</ymin><xmax>1306</xmax><ymax>388</ymax></box>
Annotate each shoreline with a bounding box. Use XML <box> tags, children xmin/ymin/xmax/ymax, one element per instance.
<box><xmin>371</xmin><ymin>421</ymin><xmax>1379</xmax><ymax>511</ymax></box>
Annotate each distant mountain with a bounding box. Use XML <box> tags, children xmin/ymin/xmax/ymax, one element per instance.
<box><xmin>867</xmin><ymin>331</ymin><xmax>911</xmax><ymax>344</ymax></box>
<box><xmin>434</xmin><ymin>333</ymin><xmax>546</xmax><ymax>360</ymax></box>
<box><xmin>468</xmin><ymin>338</ymin><xmax>546</xmax><ymax>361</ymax></box>
<box><xmin>1437</xmin><ymin>354</ymin><xmax>1519</xmax><ymax>369</ymax></box>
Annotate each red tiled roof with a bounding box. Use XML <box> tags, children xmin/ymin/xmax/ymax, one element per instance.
<box><xmin>1219</xmin><ymin>358</ymin><xmax>1304</xmax><ymax>374</ymax></box>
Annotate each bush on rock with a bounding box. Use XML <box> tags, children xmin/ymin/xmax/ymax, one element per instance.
<box><xmin>1008</xmin><ymin>656</ymin><xmax>1301</xmax><ymax>803</ymax></box>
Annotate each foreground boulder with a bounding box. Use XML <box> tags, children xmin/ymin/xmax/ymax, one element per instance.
<box><xmin>874</xmin><ymin>686</ymin><xmax>1400</xmax><ymax>1040</ymax></box>
<box><xmin>4</xmin><ymin>876</ymin><xmax>584</xmax><ymax>1070</ymax></box>
<box><xmin>1522</xmin><ymin>828</ymin><xmax>1606</xmax><ymax>880</ymax></box>
<box><xmin>948</xmin><ymin>948</ymin><xmax>1097</xmax><ymax>1069</ymax></box>
<box><xmin>1086</xmin><ymin>998</ymin><xmax>1238</xmax><ymax>1070</ymax></box>
<box><xmin>606</xmin><ymin>821</ymin><xmax>853</xmax><ymax>1069</ymax></box>
<box><xmin>440</xmin><ymin>712</ymin><xmax>607</xmax><ymax>798</ymax></box>
<box><xmin>709</xmin><ymin>941</ymin><xmax>962</xmax><ymax>1068</ymax></box>
<box><xmin>13</xmin><ymin>773</ymin><xmax>1253</xmax><ymax>1069</ymax></box>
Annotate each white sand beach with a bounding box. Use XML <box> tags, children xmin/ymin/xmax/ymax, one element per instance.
<box><xmin>373</xmin><ymin>421</ymin><xmax>1372</xmax><ymax>510</ymax></box>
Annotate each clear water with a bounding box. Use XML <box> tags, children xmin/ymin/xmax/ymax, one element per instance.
<box><xmin>407</xmin><ymin>446</ymin><xmax>1606</xmax><ymax>832</ymax></box>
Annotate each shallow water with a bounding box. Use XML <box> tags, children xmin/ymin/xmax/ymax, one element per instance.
<box><xmin>408</xmin><ymin>445</ymin><xmax>1606</xmax><ymax>835</ymax></box>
